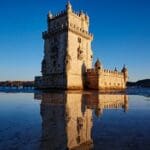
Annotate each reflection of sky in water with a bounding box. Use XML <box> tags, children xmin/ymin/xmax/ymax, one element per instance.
<box><xmin>0</xmin><ymin>92</ymin><xmax>150</xmax><ymax>150</ymax></box>
<box><xmin>0</xmin><ymin>93</ymin><xmax>42</xmax><ymax>149</ymax></box>
<box><xmin>93</xmin><ymin>95</ymin><xmax>150</xmax><ymax>150</ymax></box>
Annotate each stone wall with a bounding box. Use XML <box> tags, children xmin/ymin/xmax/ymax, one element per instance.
<box><xmin>85</xmin><ymin>69</ymin><xmax>98</xmax><ymax>89</ymax></box>
<box><xmin>35</xmin><ymin>74</ymin><xmax>67</xmax><ymax>89</ymax></box>
<box><xmin>86</xmin><ymin>69</ymin><xmax>126</xmax><ymax>90</ymax></box>
<box><xmin>39</xmin><ymin>14</ymin><xmax>68</xmax><ymax>89</ymax></box>
<box><xmin>43</xmin><ymin>32</ymin><xmax>67</xmax><ymax>73</ymax></box>
<box><xmin>66</xmin><ymin>10</ymin><xmax>93</xmax><ymax>89</ymax></box>
<box><xmin>98</xmin><ymin>69</ymin><xmax>126</xmax><ymax>90</ymax></box>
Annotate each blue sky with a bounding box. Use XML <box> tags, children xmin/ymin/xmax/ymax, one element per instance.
<box><xmin>0</xmin><ymin>0</ymin><xmax>149</xmax><ymax>81</ymax></box>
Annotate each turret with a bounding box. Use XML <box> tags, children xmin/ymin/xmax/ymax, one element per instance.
<box><xmin>94</xmin><ymin>59</ymin><xmax>102</xmax><ymax>70</ymax></box>
<box><xmin>66</xmin><ymin>1</ymin><xmax>72</xmax><ymax>12</ymax></box>
<box><xmin>85</xmin><ymin>13</ymin><xmax>89</xmax><ymax>24</ymax></box>
<box><xmin>121</xmin><ymin>64</ymin><xmax>128</xmax><ymax>82</ymax></box>
<box><xmin>48</xmin><ymin>11</ymin><xmax>53</xmax><ymax>19</ymax></box>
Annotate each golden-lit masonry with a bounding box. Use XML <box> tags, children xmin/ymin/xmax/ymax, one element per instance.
<box><xmin>35</xmin><ymin>1</ymin><xmax>128</xmax><ymax>90</ymax></box>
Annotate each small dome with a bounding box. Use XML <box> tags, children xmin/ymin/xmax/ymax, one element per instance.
<box><xmin>95</xmin><ymin>59</ymin><xmax>102</xmax><ymax>69</ymax></box>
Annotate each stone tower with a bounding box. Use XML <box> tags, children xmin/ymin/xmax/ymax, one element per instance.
<box><xmin>36</xmin><ymin>1</ymin><xmax>93</xmax><ymax>89</ymax></box>
<box><xmin>35</xmin><ymin>1</ymin><xmax>128</xmax><ymax>90</ymax></box>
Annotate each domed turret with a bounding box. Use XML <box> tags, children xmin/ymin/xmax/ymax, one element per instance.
<box><xmin>121</xmin><ymin>64</ymin><xmax>127</xmax><ymax>72</ymax></box>
<box><xmin>95</xmin><ymin>59</ymin><xmax>102</xmax><ymax>70</ymax></box>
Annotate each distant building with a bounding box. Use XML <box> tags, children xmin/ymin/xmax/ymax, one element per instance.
<box><xmin>35</xmin><ymin>1</ymin><xmax>128</xmax><ymax>90</ymax></box>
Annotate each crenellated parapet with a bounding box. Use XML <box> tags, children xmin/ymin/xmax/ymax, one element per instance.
<box><xmin>68</xmin><ymin>23</ymin><xmax>93</xmax><ymax>40</ymax></box>
<box><xmin>42</xmin><ymin>22</ymin><xmax>68</xmax><ymax>39</ymax></box>
<box><xmin>47</xmin><ymin>2</ymin><xmax>89</xmax><ymax>23</ymax></box>
<box><xmin>70</xmin><ymin>10</ymin><xmax>89</xmax><ymax>23</ymax></box>
<box><xmin>47</xmin><ymin>10</ymin><xmax>67</xmax><ymax>21</ymax></box>
<box><xmin>47</xmin><ymin>10</ymin><xmax>89</xmax><ymax>22</ymax></box>
<box><xmin>101</xmin><ymin>69</ymin><xmax>124</xmax><ymax>77</ymax></box>
<box><xmin>45</xmin><ymin>1</ymin><xmax>91</xmax><ymax>40</ymax></box>
<box><xmin>42</xmin><ymin>22</ymin><xmax>93</xmax><ymax>40</ymax></box>
<box><xmin>87</xmin><ymin>68</ymin><xmax>124</xmax><ymax>77</ymax></box>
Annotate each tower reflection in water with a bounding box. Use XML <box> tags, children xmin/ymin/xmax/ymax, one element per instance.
<box><xmin>35</xmin><ymin>91</ymin><xmax>128</xmax><ymax>150</ymax></box>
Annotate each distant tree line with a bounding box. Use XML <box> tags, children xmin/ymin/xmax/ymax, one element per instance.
<box><xmin>0</xmin><ymin>81</ymin><xmax>34</xmax><ymax>88</ymax></box>
<box><xmin>127</xmin><ymin>79</ymin><xmax>150</xmax><ymax>88</ymax></box>
<box><xmin>0</xmin><ymin>79</ymin><xmax>149</xmax><ymax>88</ymax></box>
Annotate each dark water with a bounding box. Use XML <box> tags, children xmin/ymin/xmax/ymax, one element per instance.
<box><xmin>0</xmin><ymin>90</ymin><xmax>150</xmax><ymax>150</ymax></box>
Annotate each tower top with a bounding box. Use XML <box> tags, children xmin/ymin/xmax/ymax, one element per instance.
<box><xmin>66</xmin><ymin>0</ymin><xmax>72</xmax><ymax>12</ymax></box>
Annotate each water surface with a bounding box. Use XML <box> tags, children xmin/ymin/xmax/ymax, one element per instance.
<box><xmin>0</xmin><ymin>90</ymin><xmax>150</xmax><ymax>150</ymax></box>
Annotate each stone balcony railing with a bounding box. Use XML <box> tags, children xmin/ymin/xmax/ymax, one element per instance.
<box><xmin>42</xmin><ymin>22</ymin><xmax>93</xmax><ymax>40</ymax></box>
<box><xmin>68</xmin><ymin>23</ymin><xmax>93</xmax><ymax>40</ymax></box>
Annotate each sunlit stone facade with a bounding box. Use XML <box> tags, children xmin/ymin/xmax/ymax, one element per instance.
<box><xmin>35</xmin><ymin>2</ymin><xmax>128</xmax><ymax>90</ymax></box>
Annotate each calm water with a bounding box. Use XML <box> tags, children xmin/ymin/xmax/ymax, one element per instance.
<box><xmin>0</xmin><ymin>90</ymin><xmax>150</xmax><ymax>150</ymax></box>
